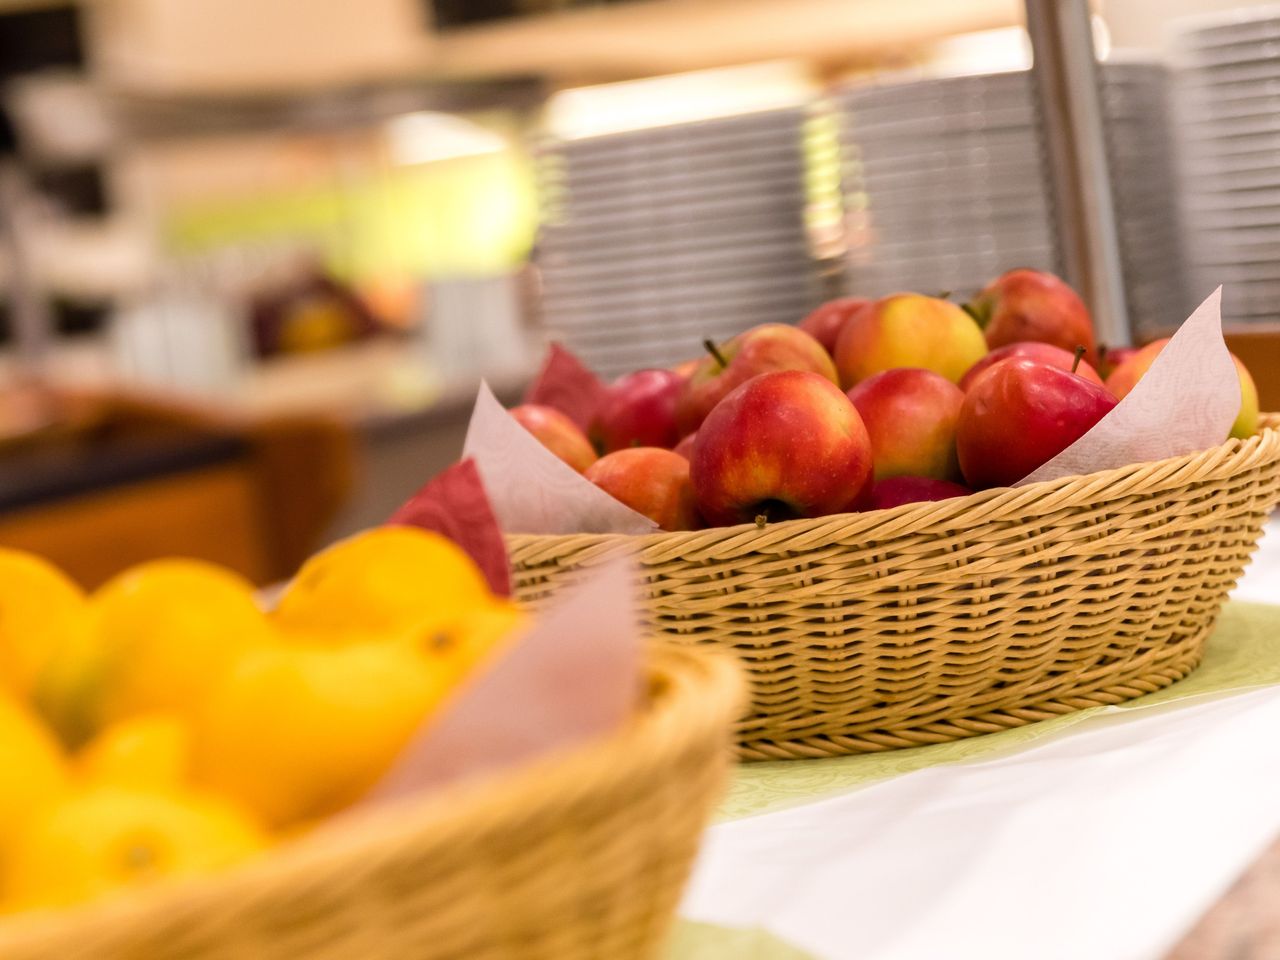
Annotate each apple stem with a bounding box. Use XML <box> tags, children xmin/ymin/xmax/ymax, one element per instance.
<box><xmin>935</xmin><ymin>290</ymin><xmax>952</xmax><ymax>300</ymax></box>
<box><xmin>703</xmin><ymin>338</ymin><xmax>728</xmax><ymax>372</ymax></box>
<box><xmin>755</xmin><ymin>514</ymin><xmax>768</xmax><ymax>529</ymax></box>
<box><xmin>1071</xmin><ymin>345</ymin><xmax>1086</xmax><ymax>374</ymax></box>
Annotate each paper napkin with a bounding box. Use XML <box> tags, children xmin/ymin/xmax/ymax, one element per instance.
<box><xmin>462</xmin><ymin>380</ymin><xmax>658</xmax><ymax>535</ymax></box>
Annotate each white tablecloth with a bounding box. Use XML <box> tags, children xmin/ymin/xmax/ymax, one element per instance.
<box><xmin>682</xmin><ymin>516</ymin><xmax>1280</xmax><ymax>960</ymax></box>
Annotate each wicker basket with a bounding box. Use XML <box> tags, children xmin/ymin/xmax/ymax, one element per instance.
<box><xmin>509</xmin><ymin>416</ymin><xmax>1280</xmax><ymax>761</ymax></box>
<box><xmin>0</xmin><ymin>646</ymin><xmax>744</xmax><ymax>960</ymax></box>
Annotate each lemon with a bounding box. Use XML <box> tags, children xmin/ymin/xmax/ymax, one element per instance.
<box><xmin>77</xmin><ymin>716</ymin><xmax>190</xmax><ymax>791</ymax></box>
<box><xmin>410</xmin><ymin>600</ymin><xmax>529</xmax><ymax>689</ymax></box>
<box><xmin>0</xmin><ymin>695</ymin><xmax>68</xmax><ymax>856</ymax></box>
<box><xmin>33</xmin><ymin>620</ymin><xmax>109</xmax><ymax>749</ymax></box>
<box><xmin>272</xmin><ymin>528</ymin><xmax>492</xmax><ymax>638</ymax></box>
<box><xmin>0</xmin><ymin>548</ymin><xmax>88</xmax><ymax>698</ymax></box>
<box><xmin>3</xmin><ymin>786</ymin><xmax>264</xmax><ymax>912</ymax></box>
<box><xmin>91</xmin><ymin>560</ymin><xmax>274</xmax><ymax>725</ymax></box>
<box><xmin>194</xmin><ymin>600</ymin><xmax>525</xmax><ymax>828</ymax></box>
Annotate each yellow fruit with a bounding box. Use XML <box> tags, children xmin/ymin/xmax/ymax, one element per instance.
<box><xmin>33</xmin><ymin>619</ymin><xmax>109</xmax><ymax>749</ymax></box>
<box><xmin>77</xmin><ymin>716</ymin><xmax>190</xmax><ymax>790</ymax></box>
<box><xmin>194</xmin><ymin>601</ymin><xmax>525</xmax><ymax>828</ymax></box>
<box><xmin>0</xmin><ymin>696</ymin><xmax>67</xmax><ymax>856</ymax></box>
<box><xmin>91</xmin><ymin>560</ymin><xmax>274</xmax><ymax>725</ymax></box>
<box><xmin>3</xmin><ymin>786</ymin><xmax>264</xmax><ymax>912</ymax></box>
<box><xmin>272</xmin><ymin>528</ymin><xmax>492</xmax><ymax>638</ymax></box>
<box><xmin>416</xmin><ymin>600</ymin><xmax>529</xmax><ymax>687</ymax></box>
<box><xmin>0</xmin><ymin>548</ymin><xmax>88</xmax><ymax>698</ymax></box>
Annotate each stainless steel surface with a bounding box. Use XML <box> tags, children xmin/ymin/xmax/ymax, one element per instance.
<box><xmin>1024</xmin><ymin>0</ymin><xmax>1131</xmax><ymax>345</ymax></box>
<box><xmin>1172</xmin><ymin>6</ymin><xmax>1280</xmax><ymax>327</ymax></box>
<box><xmin>837</xmin><ymin>62</ymin><xmax>1186</xmax><ymax>335</ymax></box>
<box><xmin>537</xmin><ymin>105</ymin><xmax>817</xmax><ymax>378</ymax></box>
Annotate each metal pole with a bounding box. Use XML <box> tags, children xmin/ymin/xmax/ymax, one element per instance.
<box><xmin>1024</xmin><ymin>0</ymin><xmax>1131</xmax><ymax>346</ymax></box>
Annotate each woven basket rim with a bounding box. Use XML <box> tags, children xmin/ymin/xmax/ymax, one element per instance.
<box><xmin>0</xmin><ymin>645</ymin><xmax>744</xmax><ymax>949</ymax></box>
<box><xmin>508</xmin><ymin>414</ymin><xmax>1280</xmax><ymax>550</ymax></box>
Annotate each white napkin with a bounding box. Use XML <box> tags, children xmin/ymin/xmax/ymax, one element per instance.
<box><xmin>1019</xmin><ymin>287</ymin><xmax>1239</xmax><ymax>485</ymax></box>
<box><xmin>461</xmin><ymin>381</ymin><xmax>658</xmax><ymax>535</ymax></box>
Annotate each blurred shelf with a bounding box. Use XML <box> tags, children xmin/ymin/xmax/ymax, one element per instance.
<box><xmin>428</xmin><ymin>0</ymin><xmax>1027</xmax><ymax>82</ymax></box>
<box><xmin>84</xmin><ymin>0</ymin><xmax>1024</xmax><ymax>102</ymax></box>
<box><xmin>108</xmin><ymin>77</ymin><xmax>546</xmax><ymax>141</ymax></box>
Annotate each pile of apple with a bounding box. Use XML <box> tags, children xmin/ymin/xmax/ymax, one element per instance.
<box><xmin>511</xmin><ymin>269</ymin><xmax>1260</xmax><ymax>532</ymax></box>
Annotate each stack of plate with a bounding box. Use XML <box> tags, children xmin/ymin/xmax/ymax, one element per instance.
<box><xmin>535</xmin><ymin>107</ymin><xmax>817</xmax><ymax>378</ymax></box>
<box><xmin>835</xmin><ymin>62</ymin><xmax>1191</xmax><ymax>337</ymax></box>
<box><xmin>1173</xmin><ymin>8</ymin><xmax>1280</xmax><ymax>327</ymax></box>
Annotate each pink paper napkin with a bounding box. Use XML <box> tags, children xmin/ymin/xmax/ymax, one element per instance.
<box><xmin>1019</xmin><ymin>287</ymin><xmax>1240</xmax><ymax>485</ymax></box>
<box><xmin>462</xmin><ymin>381</ymin><xmax>659</xmax><ymax>535</ymax></box>
<box><xmin>523</xmin><ymin>342</ymin><xmax>608</xmax><ymax>433</ymax></box>
<box><xmin>387</xmin><ymin>457</ymin><xmax>512</xmax><ymax>597</ymax></box>
<box><xmin>365</xmin><ymin>555</ymin><xmax>643</xmax><ymax>801</ymax></box>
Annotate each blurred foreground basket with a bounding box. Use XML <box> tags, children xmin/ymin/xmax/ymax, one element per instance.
<box><xmin>0</xmin><ymin>646</ymin><xmax>744</xmax><ymax>960</ymax></box>
<box><xmin>510</xmin><ymin>416</ymin><xmax>1280</xmax><ymax>761</ymax></box>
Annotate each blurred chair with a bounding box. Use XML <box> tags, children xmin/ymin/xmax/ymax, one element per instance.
<box><xmin>0</xmin><ymin>387</ymin><xmax>356</xmax><ymax>588</ymax></box>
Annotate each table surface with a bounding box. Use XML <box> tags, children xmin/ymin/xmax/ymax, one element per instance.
<box><xmin>679</xmin><ymin>516</ymin><xmax>1280</xmax><ymax>960</ymax></box>
<box><xmin>1164</xmin><ymin>522</ymin><xmax>1280</xmax><ymax>958</ymax></box>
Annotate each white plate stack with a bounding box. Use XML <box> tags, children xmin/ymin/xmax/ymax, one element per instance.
<box><xmin>835</xmin><ymin>62</ymin><xmax>1191</xmax><ymax>339</ymax></box>
<box><xmin>535</xmin><ymin>107</ymin><xmax>817</xmax><ymax>378</ymax></box>
<box><xmin>1174</xmin><ymin>7</ymin><xmax>1280</xmax><ymax>327</ymax></box>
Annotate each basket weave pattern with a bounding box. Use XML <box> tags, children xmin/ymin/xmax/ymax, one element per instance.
<box><xmin>510</xmin><ymin>417</ymin><xmax>1280</xmax><ymax>761</ymax></box>
<box><xmin>0</xmin><ymin>647</ymin><xmax>744</xmax><ymax>960</ymax></box>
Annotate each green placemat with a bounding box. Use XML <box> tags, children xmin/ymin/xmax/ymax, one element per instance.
<box><xmin>667</xmin><ymin>920</ymin><xmax>818</xmax><ymax>959</ymax></box>
<box><xmin>721</xmin><ymin>600</ymin><xmax>1280</xmax><ymax>821</ymax></box>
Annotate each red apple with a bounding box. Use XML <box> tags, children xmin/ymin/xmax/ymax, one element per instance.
<box><xmin>676</xmin><ymin>324</ymin><xmax>837</xmax><ymax>436</ymax></box>
<box><xmin>960</xmin><ymin>342</ymin><xmax>1103</xmax><ymax>391</ymax></box>
<box><xmin>847</xmin><ymin>368</ymin><xmax>965</xmax><ymax>482</ymax></box>
<box><xmin>673</xmin><ymin>432</ymin><xmax>697</xmax><ymax>461</ymax></box>
<box><xmin>956</xmin><ymin>358</ymin><xmax>1118</xmax><ymax>489</ymax></box>
<box><xmin>798</xmin><ymin>297</ymin><xmax>871</xmax><ymax>355</ymax></box>
<box><xmin>834</xmin><ymin>293</ymin><xmax>988</xmax><ymax>388</ymax></box>
<box><xmin>1097</xmin><ymin>345</ymin><xmax>1139</xmax><ymax>380</ymax></box>
<box><xmin>509</xmin><ymin>404</ymin><xmax>597</xmax><ymax>473</ymax></box>
<box><xmin>584</xmin><ymin>448</ymin><xmax>699</xmax><ymax>532</ymax></box>
<box><xmin>965</xmin><ymin>269</ymin><xmax>1097</xmax><ymax>364</ymax></box>
<box><xmin>691</xmin><ymin>370</ymin><xmax>873</xmax><ymax>526</ymax></box>
<box><xmin>1106</xmin><ymin>338</ymin><xmax>1259</xmax><ymax>440</ymax></box>
<box><xmin>867</xmin><ymin>476</ymin><xmax>971</xmax><ymax>510</ymax></box>
<box><xmin>591</xmin><ymin>369</ymin><xmax>683</xmax><ymax>452</ymax></box>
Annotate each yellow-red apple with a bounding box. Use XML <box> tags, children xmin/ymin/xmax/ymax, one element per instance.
<box><xmin>584</xmin><ymin>448</ymin><xmax>699</xmax><ymax>531</ymax></box>
<box><xmin>960</xmin><ymin>342</ymin><xmax>1103</xmax><ymax>391</ymax></box>
<box><xmin>798</xmin><ymin>297</ymin><xmax>871</xmax><ymax>355</ymax></box>
<box><xmin>966</xmin><ymin>269</ymin><xmax>1097</xmax><ymax>364</ymax></box>
<box><xmin>676</xmin><ymin>324</ymin><xmax>837</xmax><ymax>436</ymax></box>
<box><xmin>690</xmin><ymin>370</ymin><xmax>873</xmax><ymax>526</ymax></box>
<box><xmin>833</xmin><ymin>293</ymin><xmax>987</xmax><ymax>388</ymax></box>
<box><xmin>867</xmin><ymin>476</ymin><xmax>971</xmax><ymax>510</ymax></box>
<box><xmin>956</xmin><ymin>358</ymin><xmax>1118</xmax><ymax>488</ymax></box>
<box><xmin>591</xmin><ymin>369</ymin><xmax>683</xmax><ymax>452</ymax></box>
<box><xmin>1105</xmin><ymin>338</ymin><xmax>1258</xmax><ymax>440</ymax></box>
<box><xmin>509</xmin><ymin>404</ymin><xmax>597</xmax><ymax>473</ymax></box>
<box><xmin>847</xmin><ymin>368</ymin><xmax>964</xmax><ymax>482</ymax></box>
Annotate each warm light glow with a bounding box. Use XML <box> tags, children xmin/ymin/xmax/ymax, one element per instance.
<box><xmin>386</xmin><ymin>111</ymin><xmax>508</xmax><ymax>166</ymax></box>
<box><xmin>927</xmin><ymin>26</ymin><xmax>1032</xmax><ymax>76</ymax></box>
<box><xmin>545</xmin><ymin>61</ymin><xmax>816</xmax><ymax>140</ymax></box>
